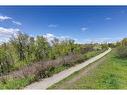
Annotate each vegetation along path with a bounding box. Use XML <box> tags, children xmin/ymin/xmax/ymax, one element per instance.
<box><xmin>49</xmin><ymin>48</ymin><xmax>127</xmax><ymax>89</ymax></box>
<box><xmin>24</xmin><ymin>48</ymin><xmax>111</xmax><ymax>89</ymax></box>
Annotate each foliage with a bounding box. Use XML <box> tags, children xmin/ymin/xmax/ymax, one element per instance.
<box><xmin>0</xmin><ymin>31</ymin><xmax>107</xmax><ymax>89</ymax></box>
<box><xmin>101</xmin><ymin>43</ymin><xmax>108</xmax><ymax>50</ymax></box>
<box><xmin>0</xmin><ymin>43</ymin><xmax>13</xmax><ymax>75</ymax></box>
<box><xmin>0</xmin><ymin>31</ymin><xmax>107</xmax><ymax>73</ymax></box>
<box><xmin>121</xmin><ymin>38</ymin><xmax>127</xmax><ymax>46</ymax></box>
<box><xmin>1</xmin><ymin>32</ymin><xmax>83</xmax><ymax>74</ymax></box>
<box><xmin>0</xmin><ymin>76</ymin><xmax>35</xmax><ymax>89</ymax></box>
<box><xmin>49</xmin><ymin>49</ymin><xmax>127</xmax><ymax>89</ymax></box>
<box><xmin>116</xmin><ymin>46</ymin><xmax>127</xmax><ymax>58</ymax></box>
<box><xmin>34</xmin><ymin>36</ymin><xmax>50</xmax><ymax>61</ymax></box>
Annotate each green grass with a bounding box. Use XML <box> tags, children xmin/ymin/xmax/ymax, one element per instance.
<box><xmin>83</xmin><ymin>50</ymin><xmax>102</xmax><ymax>59</ymax></box>
<box><xmin>49</xmin><ymin>49</ymin><xmax>127</xmax><ymax>89</ymax></box>
<box><xmin>46</xmin><ymin>65</ymin><xmax>69</xmax><ymax>77</ymax></box>
<box><xmin>0</xmin><ymin>50</ymin><xmax>103</xmax><ymax>89</ymax></box>
<box><xmin>0</xmin><ymin>76</ymin><xmax>35</xmax><ymax>89</ymax></box>
<box><xmin>43</xmin><ymin>50</ymin><xmax>102</xmax><ymax>77</ymax></box>
<box><xmin>51</xmin><ymin>66</ymin><xmax>68</xmax><ymax>74</ymax></box>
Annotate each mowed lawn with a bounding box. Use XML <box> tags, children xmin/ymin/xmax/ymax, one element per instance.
<box><xmin>49</xmin><ymin>49</ymin><xmax>127</xmax><ymax>89</ymax></box>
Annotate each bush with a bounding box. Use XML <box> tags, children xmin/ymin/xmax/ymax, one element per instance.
<box><xmin>0</xmin><ymin>76</ymin><xmax>35</xmax><ymax>89</ymax></box>
<box><xmin>0</xmin><ymin>47</ymin><xmax>13</xmax><ymax>76</ymax></box>
<box><xmin>116</xmin><ymin>46</ymin><xmax>127</xmax><ymax>58</ymax></box>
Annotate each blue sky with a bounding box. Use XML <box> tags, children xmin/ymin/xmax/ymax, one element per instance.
<box><xmin>0</xmin><ymin>6</ymin><xmax>127</xmax><ymax>43</ymax></box>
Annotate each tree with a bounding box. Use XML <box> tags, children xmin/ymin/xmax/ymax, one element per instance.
<box><xmin>10</xmin><ymin>32</ymin><xmax>29</xmax><ymax>61</ymax></box>
<box><xmin>121</xmin><ymin>38</ymin><xmax>127</xmax><ymax>46</ymax></box>
<box><xmin>34</xmin><ymin>36</ymin><xmax>50</xmax><ymax>61</ymax></box>
<box><xmin>0</xmin><ymin>43</ymin><xmax>12</xmax><ymax>75</ymax></box>
<box><xmin>25</xmin><ymin>37</ymin><xmax>36</xmax><ymax>62</ymax></box>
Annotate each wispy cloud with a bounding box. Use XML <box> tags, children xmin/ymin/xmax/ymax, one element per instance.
<box><xmin>48</xmin><ymin>24</ymin><xmax>58</xmax><ymax>28</ymax></box>
<box><xmin>0</xmin><ymin>14</ymin><xmax>22</xmax><ymax>43</ymax></box>
<box><xmin>0</xmin><ymin>27</ymin><xmax>20</xmax><ymax>37</ymax></box>
<box><xmin>83</xmin><ymin>37</ymin><xmax>122</xmax><ymax>44</ymax></box>
<box><xmin>0</xmin><ymin>15</ymin><xmax>22</xmax><ymax>26</ymax></box>
<box><xmin>0</xmin><ymin>16</ymin><xmax>12</xmax><ymax>21</ymax></box>
<box><xmin>43</xmin><ymin>33</ymin><xmax>76</xmax><ymax>43</ymax></box>
<box><xmin>81</xmin><ymin>27</ymin><xmax>88</xmax><ymax>32</ymax></box>
<box><xmin>12</xmin><ymin>20</ymin><xmax>22</xmax><ymax>25</ymax></box>
<box><xmin>43</xmin><ymin>33</ymin><xmax>55</xmax><ymax>41</ymax></box>
<box><xmin>105</xmin><ymin>17</ymin><xmax>112</xmax><ymax>20</ymax></box>
<box><xmin>0</xmin><ymin>27</ymin><xmax>20</xmax><ymax>43</ymax></box>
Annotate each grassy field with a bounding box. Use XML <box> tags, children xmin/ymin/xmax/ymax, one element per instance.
<box><xmin>49</xmin><ymin>49</ymin><xmax>127</xmax><ymax>89</ymax></box>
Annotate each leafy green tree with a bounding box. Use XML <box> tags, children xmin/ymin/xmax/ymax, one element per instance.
<box><xmin>101</xmin><ymin>43</ymin><xmax>108</xmax><ymax>50</ymax></box>
<box><xmin>0</xmin><ymin>43</ymin><xmax>12</xmax><ymax>75</ymax></box>
<box><xmin>34</xmin><ymin>36</ymin><xmax>50</xmax><ymax>61</ymax></box>
<box><xmin>10</xmin><ymin>32</ymin><xmax>29</xmax><ymax>61</ymax></box>
<box><xmin>0</xmin><ymin>31</ymin><xmax>105</xmax><ymax>76</ymax></box>
<box><xmin>121</xmin><ymin>38</ymin><xmax>127</xmax><ymax>46</ymax></box>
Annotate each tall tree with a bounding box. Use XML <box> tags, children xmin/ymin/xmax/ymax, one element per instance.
<box><xmin>10</xmin><ymin>32</ymin><xmax>29</xmax><ymax>61</ymax></box>
<box><xmin>35</xmin><ymin>36</ymin><xmax>50</xmax><ymax>61</ymax></box>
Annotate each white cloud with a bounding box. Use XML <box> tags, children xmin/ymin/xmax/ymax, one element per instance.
<box><xmin>0</xmin><ymin>27</ymin><xmax>19</xmax><ymax>36</ymax></box>
<box><xmin>105</xmin><ymin>17</ymin><xmax>112</xmax><ymax>20</ymax></box>
<box><xmin>43</xmin><ymin>34</ymin><xmax>123</xmax><ymax>44</ymax></box>
<box><xmin>0</xmin><ymin>37</ymin><xmax>10</xmax><ymax>43</ymax></box>
<box><xmin>81</xmin><ymin>27</ymin><xmax>88</xmax><ymax>31</ymax></box>
<box><xmin>12</xmin><ymin>20</ymin><xmax>22</xmax><ymax>25</ymax></box>
<box><xmin>83</xmin><ymin>37</ymin><xmax>122</xmax><ymax>44</ymax></box>
<box><xmin>0</xmin><ymin>16</ymin><xmax>12</xmax><ymax>21</ymax></box>
<box><xmin>43</xmin><ymin>33</ymin><xmax>55</xmax><ymax>42</ymax></box>
<box><xmin>48</xmin><ymin>24</ymin><xmax>58</xmax><ymax>28</ymax></box>
<box><xmin>0</xmin><ymin>27</ymin><xmax>20</xmax><ymax>43</ymax></box>
<box><xmin>0</xmin><ymin>15</ymin><xmax>22</xmax><ymax>26</ymax></box>
<box><xmin>44</xmin><ymin>33</ymin><xmax>54</xmax><ymax>38</ymax></box>
<box><xmin>43</xmin><ymin>33</ymin><xmax>76</xmax><ymax>44</ymax></box>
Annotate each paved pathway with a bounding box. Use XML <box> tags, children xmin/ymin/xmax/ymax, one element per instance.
<box><xmin>24</xmin><ymin>48</ymin><xmax>112</xmax><ymax>89</ymax></box>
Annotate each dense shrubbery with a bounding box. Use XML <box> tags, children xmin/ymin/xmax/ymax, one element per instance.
<box><xmin>116</xmin><ymin>38</ymin><xmax>127</xmax><ymax>58</ymax></box>
<box><xmin>116</xmin><ymin>46</ymin><xmax>127</xmax><ymax>58</ymax></box>
<box><xmin>0</xmin><ymin>43</ymin><xmax>13</xmax><ymax>75</ymax></box>
<box><xmin>0</xmin><ymin>32</ymin><xmax>98</xmax><ymax>76</ymax></box>
<box><xmin>0</xmin><ymin>31</ymin><xmax>108</xmax><ymax>89</ymax></box>
<box><xmin>0</xmin><ymin>48</ymin><xmax>105</xmax><ymax>89</ymax></box>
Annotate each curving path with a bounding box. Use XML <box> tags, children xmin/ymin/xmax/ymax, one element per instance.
<box><xmin>24</xmin><ymin>48</ymin><xmax>112</xmax><ymax>90</ymax></box>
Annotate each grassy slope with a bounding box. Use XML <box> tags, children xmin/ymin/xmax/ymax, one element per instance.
<box><xmin>49</xmin><ymin>49</ymin><xmax>127</xmax><ymax>89</ymax></box>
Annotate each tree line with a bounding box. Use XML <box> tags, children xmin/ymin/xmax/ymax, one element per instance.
<box><xmin>0</xmin><ymin>32</ymin><xmax>82</xmax><ymax>75</ymax></box>
<box><xmin>0</xmin><ymin>32</ymin><xmax>109</xmax><ymax>76</ymax></box>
